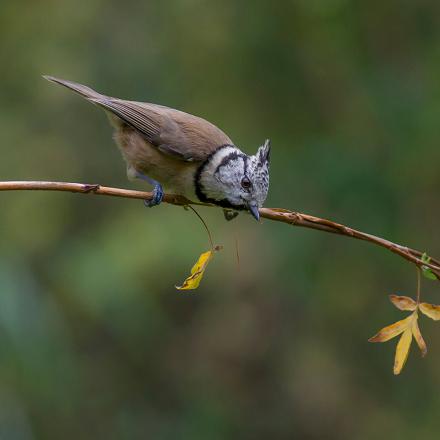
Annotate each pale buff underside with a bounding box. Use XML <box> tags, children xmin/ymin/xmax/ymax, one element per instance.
<box><xmin>113</xmin><ymin>125</ymin><xmax>199</xmax><ymax>201</ymax></box>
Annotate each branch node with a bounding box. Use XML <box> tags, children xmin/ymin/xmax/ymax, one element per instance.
<box><xmin>82</xmin><ymin>184</ymin><xmax>100</xmax><ymax>193</ymax></box>
<box><xmin>343</xmin><ymin>227</ymin><xmax>355</xmax><ymax>236</ymax></box>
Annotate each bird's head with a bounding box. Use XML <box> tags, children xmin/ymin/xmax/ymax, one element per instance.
<box><xmin>195</xmin><ymin>140</ymin><xmax>271</xmax><ymax>220</ymax></box>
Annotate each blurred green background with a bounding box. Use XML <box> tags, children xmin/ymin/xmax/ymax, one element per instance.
<box><xmin>1</xmin><ymin>0</ymin><xmax>440</xmax><ymax>438</ymax></box>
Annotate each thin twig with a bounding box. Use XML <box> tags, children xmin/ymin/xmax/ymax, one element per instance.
<box><xmin>1</xmin><ymin>180</ymin><xmax>439</xmax><ymax>280</ymax></box>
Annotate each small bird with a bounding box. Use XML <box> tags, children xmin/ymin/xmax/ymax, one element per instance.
<box><xmin>44</xmin><ymin>76</ymin><xmax>270</xmax><ymax>220</ymax></box>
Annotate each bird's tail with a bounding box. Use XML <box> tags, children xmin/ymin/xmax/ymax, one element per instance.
<box><xmin>43</xmin><ymin>75</ymin><xmax>104</xmax><ymax>100</ymax></box>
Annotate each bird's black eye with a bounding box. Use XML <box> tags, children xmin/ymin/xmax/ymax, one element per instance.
<box><xmin>241</xmin><ymin>177</ymin><xmax>251</xmax><ymax>189</ymax></box>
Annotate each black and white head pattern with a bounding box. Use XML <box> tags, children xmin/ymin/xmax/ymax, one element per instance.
<box><xmin>195</xmin><ymin>139</ymin><xmax>271</xmax><ymax>212</ymax></box>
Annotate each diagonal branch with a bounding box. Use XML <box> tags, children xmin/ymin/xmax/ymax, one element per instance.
<box><xmin>1</xmin><ymin>180</ymin><xmax>439</xmax><ymax>279</ymax></box>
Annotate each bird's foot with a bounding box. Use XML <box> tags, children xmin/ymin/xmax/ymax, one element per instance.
<box><xmin>144</xmin><ymin>182</ymin><xmax>164</xmax><ymax>208</ymax></box>
<box><xmin>134</xmin><ymin>171</ymin><xmax>164</xmax><ymax>208</ymax></box>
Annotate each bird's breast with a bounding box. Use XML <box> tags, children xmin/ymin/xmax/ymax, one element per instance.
<box><xmin>114</xmin><ymin>127</ymin><xmax>200</xmax><ymax>201</ymax></box>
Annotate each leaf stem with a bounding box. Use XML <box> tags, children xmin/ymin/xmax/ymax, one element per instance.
<box><xmin>234</xmin><ymin>234</ymin><xmax>240</xmax><ymax>270</ymax></box>
<box><xmin>417</xmin><ymin>267</ymin><xmax>421</xmax><ymax>304</ymax></box>
<box><xmin>187</xmin><ymin>205</ymin><xmax>214</xmax><ymax>250</ymax></box>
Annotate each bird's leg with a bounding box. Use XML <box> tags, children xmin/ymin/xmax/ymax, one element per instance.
<box><xmin>134</xmin><ymin>171</ymin><xmax>164</xmax><ymax>207</ymax></box>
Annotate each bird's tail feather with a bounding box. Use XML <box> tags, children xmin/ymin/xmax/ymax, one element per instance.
<box><xmin>43</xmin><ymin>75</ymin><xmax>103</xmax><ymax>100</ymax></box>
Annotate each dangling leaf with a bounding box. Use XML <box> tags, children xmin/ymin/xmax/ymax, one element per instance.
<box><xmin>412</xmin><ymin>316</ymin><xmax>427</xmax><ymax>357</ymax></box>
<box><xmin>176</xmin><ymin>246</ymin><xmax>222</xmax><ymax>291</ymax></box>
<box><xmin>389</xmin><ymin>294</ymin><xmax>417</xmax><ymax>311</ymax></box>
<box><xmin>419</xmin><ymin>302</ymin><xmax>440</xmax><ymax>321</ymax></box>
<box><xmin>176</xmin><ymin>250</ymin><xmax>214</xmax><ymax>290</ymax></box>
<box><xmin>369</xmin><ymin>302</ymin><xmax>433</xmax><ymax>373</ymax></box>
<box><xmin>394</xmin><ymin>328</ymin><xmax>413</xmax><ymax>375</ymax></box>
<box><xmin>369</xmin><ymin>311</ymin><xmax>421</xmax><ymax>374</ymax></box>
<box><xmin>370</xmin><ymin>276</ymin><xmax>440</xmax><ymax>373</ymax></box>
<box><xmin>368</xmin><ymin>314</ymin><xmax>415</xmax><ymax>343</ymax></box>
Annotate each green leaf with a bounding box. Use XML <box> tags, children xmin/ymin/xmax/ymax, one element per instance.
<box><xmin>423</xmin><ymin>268</ymin><xmax>437</xmax><ymax>280</ymax></box>
<box><xmin>421</xmin><ymin>253</ymin><xmax>437</xmax><ymax>280</ymax></box>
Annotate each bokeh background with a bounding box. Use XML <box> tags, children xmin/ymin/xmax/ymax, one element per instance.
<box><xmin>1</xmin><ymin>0</ymin><xmax>440</xmax><ymax>438</ymax></box>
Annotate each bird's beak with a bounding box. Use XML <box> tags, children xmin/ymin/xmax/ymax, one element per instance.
<box><xmin>248</xmin><ymin>202</ymin><xmax>260</xmax><ymax>221</ymax></box>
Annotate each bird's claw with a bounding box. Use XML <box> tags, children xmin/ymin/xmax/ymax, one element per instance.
<box><xmin>144</xmin><ymin>184</ymin><xmax>164</xmax><ymax>208</ymax></box>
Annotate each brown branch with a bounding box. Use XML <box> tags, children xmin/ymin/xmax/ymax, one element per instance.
<box><xmin>1</xmin><ymin>180</ymin><xmax>439</xmax><ymax>279</ymax></box>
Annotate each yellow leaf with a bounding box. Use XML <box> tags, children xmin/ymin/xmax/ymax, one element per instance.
<box><xmin>389</xmin><ymin>294</ymin><xmax>417</xmax><ymax>311</ymax></box>
<box><xmin>394</xmin><ymin>328</ymin><xmax>413</xmax><ymax>375</ymax></box>
<box><xmin>368</xmin><ymin>314</ymin><xmax>414</xmax><ymax>343</ymax></box>
<box><xmin>419</xmin><ymin>303</ymin><xmax>440</xmax><ymax>321</ymax></box>
<box><xmin>412</xmin><ymin>316</ymin><xmax>427</xmax><ymax>357</ymax></box>
<box><xmin>176</xmin><ymin>250</ymin><xmax>214</xmax><ymax>290</ymax></box>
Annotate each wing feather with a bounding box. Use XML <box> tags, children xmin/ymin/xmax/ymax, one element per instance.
<box><xmin>44</xmin><ymin>76</ymin><xmax>233</xmax><ymax>162</ymax></box>
<box><xmin>94</xmin><ymin>98</ymin><xmax>233</xmax><ymax>162</ymax></box>
<box><xmin>94</xmin><ymin>99</ymin><xmax>160</xmax><ymax>138</ymax></box>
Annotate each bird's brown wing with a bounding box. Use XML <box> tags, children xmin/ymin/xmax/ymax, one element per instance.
<box><xmin>43</xmin><ymin>76</ymin><xmax>232</xmax><ymax>161</ymax></box>
<box><xmin>93</xmin><ymin>98</ymin><xmax>233</xmax><ymax>162</ymax></box>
